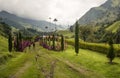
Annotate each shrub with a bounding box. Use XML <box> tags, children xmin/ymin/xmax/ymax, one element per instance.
<box><xmin>107</xmin><ymin>38</ymin><xmax>115</xmax><ymax>63</ymax></box>
<box><xmin>66</xmin><ymin>39</ymin><xmax>120</xmax><ymax>56</ymax></box>
<box><xmin>61</xmin><ymin>35</ymin><xmax>64</xmax><ymax>51</ymax></box>
<box><xmin>52</xmin><ymin>34</ymin><xmax>55</xmax><ymax>50</ymax></box>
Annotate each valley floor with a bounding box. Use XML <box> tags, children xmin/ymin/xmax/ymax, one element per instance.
<box><xmin>0</xmin><ymin>43</ymin><xmax>120</xmax><ymax>78</ymax></box>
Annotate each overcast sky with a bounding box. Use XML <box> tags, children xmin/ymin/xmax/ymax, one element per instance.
<box><xmin>0</xmin><ymin>0</ymin><xmax>107</xmax><ymax>26</ymax></box>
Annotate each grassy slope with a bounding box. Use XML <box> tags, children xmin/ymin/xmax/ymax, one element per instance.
<box><xmin>0</xmin><ymin>52</ymin><xmax>31</xmax><ymax>77</ymax></box>
<box><xmin>0</xmin><ymin>42</ymin><xmax>120</xmax><ymax>78</ymax></box>
<box><xmin>57</xmin><ymin>30</ymin><xmax>74</xmax><ymax>38</ymax></box>
<box><xmin>0</xmin><ymin>35</ymin><xmax>13</xmax><ymax>65</ymax></box>
<box><xmin>0</xmin><ymin>35</ymin><xmax>8</xmax><ymax>52</ymax></box>
<box><xmin>106</xmin><ymin>21</ymin><xmax>120</xmax><ymax>33</ymax></box>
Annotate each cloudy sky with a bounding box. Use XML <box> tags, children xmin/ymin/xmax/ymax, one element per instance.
<box><xmin>0</xmin><ymin>0</ymin><xmax>107</xmax><ymax>25</ymax></box>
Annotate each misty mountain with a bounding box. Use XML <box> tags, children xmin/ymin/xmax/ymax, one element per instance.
<box><xmin>0</xmin><ymin>11</ymin><xmax>64</xmax><ymax>32</ymax></box>
<box><xmin>78</xmin><ymin>0</ymin><xmax>120</xmax><ymax>26</ymax></box>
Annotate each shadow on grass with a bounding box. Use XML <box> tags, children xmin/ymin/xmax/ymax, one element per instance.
<box><xmin>105</xmin><ymin>62</ymin><xmax>119</xmax><ymax>65</ymax></box>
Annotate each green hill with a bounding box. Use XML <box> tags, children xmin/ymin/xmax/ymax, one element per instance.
<box><xmin>57</xmin><ymin>30</ymin><xmax>74</xmax><ymax>38</ymax></box>
<box><xmin>106</xmin><ymin>21</ymin><xmax>120</xmax><ymax>33</ymax></box>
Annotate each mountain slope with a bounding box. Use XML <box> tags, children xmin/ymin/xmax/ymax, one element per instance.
<box><xmin>106</xmin><ymin>21</ymin><xmax>120</xmax><ymax>33</ymax></box>
<box><xmin>0</xmin><ymin>11</ymin><xmax>64</xmax><ymax>32</ymax></box>
<box><xmin>78</xmin><ymin>0</ymin><xmax>120</xmax><ymax>26</ymax></box>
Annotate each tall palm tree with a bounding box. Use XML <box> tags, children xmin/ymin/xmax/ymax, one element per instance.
<box><xmin>53</xmin><ymin>18</ymin><xmax>58</xmax><ymax>32</ymax></box>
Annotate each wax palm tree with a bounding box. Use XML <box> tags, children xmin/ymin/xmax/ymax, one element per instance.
<box><xmin>53</xmin><ymin>18</ymin><xmax>58</xmax><ymax>32</ymax></box>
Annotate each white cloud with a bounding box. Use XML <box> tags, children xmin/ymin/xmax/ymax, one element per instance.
<box><xmin>0</xmin><ymin>0</ymin><xmax>107</xmax><ymax>25</ymax></box>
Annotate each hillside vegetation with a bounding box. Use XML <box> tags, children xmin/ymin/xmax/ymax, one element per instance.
<box><xmin>0</xmin><ymin>22</ymin><xmax>11</xmax><ymax>37</ymax></box>
<box><xmin>57</xmin><ymin>30</ymin><xmax>74</xmax><ymax>38</ymax></box>
<box><xmin>106</xmin><ymin>21</ymin><xmax>120</xmax><ymax>33</ymax></box>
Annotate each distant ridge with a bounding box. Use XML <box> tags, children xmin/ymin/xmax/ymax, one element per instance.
<box><xmin>0</xmin><ymin>10</ymin><xmax>64</xmax><ymax>32</ymax></box>
<box><xmin>78</xmin><ymin>0</ymin><xmax>120</xmax><ymax>26</ymax></box>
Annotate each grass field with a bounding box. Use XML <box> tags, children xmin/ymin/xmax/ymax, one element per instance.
<box><xmin>0</xmin><ymin>41</ymin><xmax>120</xmax><ymax>78</ymax></box>
<box><xmin>0</xmin><ymin>43</ymin><xmax>91</xmax><ymax>78</ymax></box>
<box><xmin>40</xmin><ymin>45</ymin><xmax>120</xmax><ymax>78</ymax></box>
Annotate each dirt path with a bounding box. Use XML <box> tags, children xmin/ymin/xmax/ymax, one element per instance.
<box><xmin>55</xmin><ymin>57</ymin><xmax>88</xmax><ymax>74</ymax></box>
<box><xmin>40</xmin><ymin>60</ymin><xmax>57</xmax><ymax>78</ymax></box>
<box><xmin>9</xmin><ymin>61</ymin><xmax>32</xmax><ymax>78</ymax></box>
<box><xmin>53</xmin><ymin>56</ymin><xmax>104</xmax><ymax>78</ymax></box>
<box><xmin>35</xmin><ymin>51</ymin><xmax>58</xmax><ymax>78</ymax></box>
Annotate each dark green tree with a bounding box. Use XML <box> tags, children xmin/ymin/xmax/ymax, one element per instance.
<box><xmin>75</xmin><ymin>21</ymin><xmax>79</xmax><ymax>55</ymax></box>
<box><xmin>107</xmin><ymin>38</ymin><xmax>115</xmax><ymax>64</ymax></box>
<box><xmin>8</xmin><ymin>33</ymin><xmax>12</xmax><ymax>52</ymax></box>
<box><xmin>19</xmin><ymin>32</ymin><xmax>22</xmax><ymax>43</ymax></box>
<box><xmin>52</xmin><ymin>34</ymin><xmax>55</xmax><ymax>50</ymax></box>
<box><xmin>61</xmin><ymin>35</ymin><xmax>64</xmax><ymax>51</ymax></box>
<box><xmin>19</xmin><ymin>32</ymin><xmax>22</xmax><ymax>51</ymax></box>
<box><xmin>48</xmin><ymin>35</ymin><xmax>51</xmax><ymax>46</ymax></box>
<box><xmin>16</xmin><ymin>33</ymin><xmax>19</xmax><ymax>51</ymax></box>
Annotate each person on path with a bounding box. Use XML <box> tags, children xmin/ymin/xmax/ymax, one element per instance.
<box><xmin>33</xmin><ymin>42</ymin><xmax>35</xmax><ymax>49</ymax></box>
<box><xmin>35</xmin><ymin>54</ymin><xmax>40</xmax><ymax>62</ymax></box>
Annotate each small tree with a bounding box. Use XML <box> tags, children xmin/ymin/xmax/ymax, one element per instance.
<box><xmin>16</xmin><ymin>33</ymin><xmax>19</xmax><ymax>51</ymax></box>
<box><xmin>75</xmin><ymin>21</ymin><xmax>79</xmax><ymax>55</ymax></box>
<box><xmin>48</xmin><ymin>35</ymin><xmax>51</xmax><ymax>46</ymax></box>
<box><xmin>19</xmin><ymin>32</ymin><xmax>22</xmax><ymax>51</ymax></box>
<box><xmin>19</xmin><ymin>32</ymin><xmax>22</xmax><ymax>43</ymax></box>
<box><xmin>107</xmin><ymin>38</ymin><xmax>115</xmax><ymax>64</ymax></box>
<box><xmin>8</xmin><ymin>33</ymin><xmax>12</xmax><ymax>52</ymax></box>
<box><xmin>61</xmin><ymin>35</ymin><xmax>64</xmax><ymax>51</ymax></box>
<box><xmin>52</xmin><ymin>34</ymin><xmax>55</xmax><ymax>50</ymax></box>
